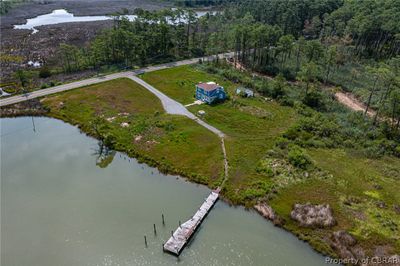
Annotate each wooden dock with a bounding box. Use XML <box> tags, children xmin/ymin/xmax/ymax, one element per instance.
<box><xmin>163</xmin><ymin>188</ymin><xmax>220</xmax><ymax>256</ymax></box>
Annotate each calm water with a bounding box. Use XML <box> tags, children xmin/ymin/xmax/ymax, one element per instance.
<box><xmin>1</xmin><ymin>117</ymin><xmax>325</xmax><ymax>265</ymax></box>
<box><xmin>14</xmin><ymin>9</ymin><xmax>212</xmax><ymax>33</ymax></box>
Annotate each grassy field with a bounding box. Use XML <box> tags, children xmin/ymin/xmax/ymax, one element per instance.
<box><xmin>142</xmin><ymin>65</ymin><xmax>300</xmax><ymax>204</ymax></box>
<box><xmin>141</xmin><ymin>65</ymin><xmax>234</xmax><ymax>105</ymax></box>
<box><xmin>42</xmin><ymin>78</ymin><xmax>224</xmax><ymax>186</ymax></box>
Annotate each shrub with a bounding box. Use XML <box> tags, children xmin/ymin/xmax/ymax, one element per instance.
<box><xmin>288</xmin><ymin>146</ymin><xmax>312</xmax><ymax>169</ymax></box>
<box><xmin>39</xmin><ymin>66</ymin><xmax>52</xmax><ymax>78</ymax></box>
<box><xmin>261</xmin><ymin>65</ymin><xmax>279</xmax><ymax>76</ymax></box>
<box><xmin>271</xmin><ymin>74</ymin><xmax>286</xmax><ymax>99</ymax></box>
<box><xmin>256</xmin><ymin>159</ymin><xmax>274</xmax><ymax>176</ymax></box>
<box><xmin>275</xmin><ymin>137</ymin><xmax>289</xmax><ymax>149</ymax></box>
<box><xmin>2</xmin><ymin>86</ymin><xmax>16</xmax><ymax>93</ymax></box>
<box><xmin>40</xmin><ymin>83</ymin><xmax>49</xmax><ymax>89</ymax></box>
<box><xmin>395</xmin><ymin>146</ymin><xmax>400</xmax><ymax>157</ymax></box>
<box><xmin>279</xmin><ymin>96</ymin><xmax>295</xmax><ymax>106</ymax></box>
<box><xmin>222</xmin><ymin>69</ymin><xmax>243</xmax><ymax>83</ymax></box>
<box><xmin>303</xmin><ymin>90</ymin><xmax>326</xmax><ymax>110</ymax></box>
<box><xmin>205</xmin><ymin>64</ymin><xmax>218</xmax><ymax>74</ymax></box>
<box><xmin>280</xmin><ymin>68</ymin><xmax>296</xmax><ymax>80</ymax></box>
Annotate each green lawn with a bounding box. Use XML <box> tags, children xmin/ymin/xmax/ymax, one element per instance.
<box><xmin>42</xmin><ymin>78</ymin><xmax>224</xmax><ymax>186</ymax></box>
<box><xmin>141</xmin><ymin>65</ymin><xmax>235</xmax><ymax>105</ymax></box>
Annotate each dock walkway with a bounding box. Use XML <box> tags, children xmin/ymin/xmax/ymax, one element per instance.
<box><xmin>163</xmin><ymin>189</ymin><xmax>220</xmax><ymax>255</ymax></box>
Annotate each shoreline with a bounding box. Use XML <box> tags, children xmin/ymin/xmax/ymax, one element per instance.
<box><xmin>0</xmin><ymin>110</ymin><xmax>334</xmax><ymax>261</ymax></box>
<box><xmin>5</xmin><ymin>112</ymin><xmax>400</xmax><ymax>264</ymax></box>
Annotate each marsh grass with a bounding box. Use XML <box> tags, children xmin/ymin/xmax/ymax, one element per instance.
<box><xmin>42</xmin><ymin>78</ymin><xmax>224</xmax><ymax>186</ymax></box>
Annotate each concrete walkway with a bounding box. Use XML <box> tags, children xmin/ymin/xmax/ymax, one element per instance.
<box><xmin>184</xmin><ymin>100</ymin><xmax>204</xmax><ymax>107</ymax></box>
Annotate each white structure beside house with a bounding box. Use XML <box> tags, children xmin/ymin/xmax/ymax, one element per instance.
<box><xmin>236</xmin><ymin>87</ymin><xmax>254</xmax><ymax>97</ymax></box>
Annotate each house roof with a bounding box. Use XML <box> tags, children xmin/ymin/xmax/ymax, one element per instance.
<box><xmin>197</xmin><ymin>82</ymin><xmax>221</xmax><ymax>91</ymax></box>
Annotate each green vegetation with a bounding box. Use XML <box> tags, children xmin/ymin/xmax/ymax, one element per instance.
<box><xmin>141</xmin><ymin>65</ymin><xmax>233</xmax><ymax>104</ymax></box>
<box><xmin>51</xmin><ymin>0</ymin><xmax>399</xmax><ymax>122</ymax></box>
<box><xmin>42</xmin><ymin>78</ymin><xmax>224</xmax><ymax>186</ymax></box>
<box><xmin>143</xmin><ymin>65</ymin><xmax>299</xmax><ymax>204</ymax></box>
<box><xmin>142</xmin><ymin>64</ymin><xmax>400</xmax><ymax>257</ymax></box>
<box><xmin>0</xmin><ymin>0</ymin><xmax>30</xmax><ymax>15</ymax></box>
<box><xmin>5</xmin><ymin>0</ymin><xmax>399</xmax><ymax>260</ymax></box>
<box><xmin>10</xmin><ymin>0</ymin><xmax>396</xmax><ymax>125</ymax></box>
<box><xmin>269</xmin><ymin>149</ymin><xmax>400</xmax><ymax>254</ymax></box>
<box><xmin>199</xmin><ymin>60</ymin><xmax>400</xmax><ymax>158</ymax></box>
<box><xmin>20</xmin><ymin>62</ymin><xmax>398</xmax><ymax>259</ymax></box>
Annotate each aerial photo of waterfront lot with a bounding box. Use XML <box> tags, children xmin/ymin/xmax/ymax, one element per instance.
<box><xmin>1</xmin><ymin>0</ymin><xmax>399</xmax><ymax>265</ymax></box>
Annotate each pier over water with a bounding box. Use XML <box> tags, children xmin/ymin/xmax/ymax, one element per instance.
<box><xmin>163</xmin><ymin>188</ymin><xmax>220</xmax><ymax>255</ymax></box>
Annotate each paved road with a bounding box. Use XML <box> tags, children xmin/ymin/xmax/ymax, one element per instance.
<box><xmin>0</xmin><ymin>52</ymin><xmax>234</xmax><ymax>107</ymax></box>
<box><xmin>0</xmin><ymin>53</ymin><xmax>230</xmax><ymax>137</ymax></box>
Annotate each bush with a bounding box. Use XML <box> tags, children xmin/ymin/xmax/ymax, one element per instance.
<box><xmin>103</xmin><ymin>133</ymin><xmax>116</xmax><ymax>148</ymax></box>
<box><xmin>280</xmin><ymin>68</ymin><xmax>296</xmax><ymax>80</ymax></box>
<box><xmin>288</xmin><ymin>146</ymin><xmax>312</xmax><ymax>169</ymax></box>
<box><xmin>303</xmin><ymin>90</ymin><xmax>326</xmax><ymax>110</ymax></box>
<box><xmin>261</xmin><ymin>65</ymin><xmax>279</xmax><ymax>76</ymax></box>
<box><xmin>394</xmin><ymin>146</ymin><xmax>400</xmax><ymax>157</ymax></box>
<box><xmin>271</xmin><ymin>74</ymin><xmax>286</xmax><ymax>99</ymax></box>
<box><xmin>39</xmin><ymin>66</ymin><xmax>52</xmax><ymax>78</ymax></box>
<box><xmin>2</xmin><ymin>86</ymin><xmax>16</xmax><ymax>93</ymax></box>
<box><xmin>191</xmin><ymin>48</ymin><xmax>204</xmax><ymax>57</ymax></box>
<box><xmin>204</xmin><ymin>64</ymin><xmax>218</xmax><ymax>74</ymax></box>
<box><xmin>40</xmin><ymin>83</ymin><xmax>49</xmax><ymax>89</ymax></box>
<box><xmin>279</xmin><ymin>96</ymin><xmax>295</xmax><ymax>106</ymax></box>
<box><xmin>222</xmin><ymin>69</ymin><xmax>243</xmax><ymax>83</ymax></box>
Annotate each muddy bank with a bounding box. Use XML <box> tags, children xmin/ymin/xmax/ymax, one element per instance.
<box><xmin>0</xmin><ymin>0</ymin><xmax>171</xmax><ymax>28</ymax></box>
<box><xmin>0</xmin><ymin>98</ymin><xmax>49</xmax><ymax>117</ymax></box>
<box><xmin>0</xmin><ymin>0</ymin><xmax>171</xmax><ymax>84</ymax></box>
<box><xmin>1</xmin><ymin>20</ymin><xmax>112</xmax><ymax>74</ymax></box>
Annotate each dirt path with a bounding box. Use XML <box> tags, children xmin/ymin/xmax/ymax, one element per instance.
<box><xmin>220</xmin><ymin>138</ymin><xmax>229</xmax><ymax>188</ymax></box>
<box><xmin>227</xmin><ymin>59</ymin><xmax>376</xmax><ymax>117</ymax></box>
<box><xmin>334</xmin><ymin>91</ymin><xmax>375</xmax><ymax>117</ymax></box>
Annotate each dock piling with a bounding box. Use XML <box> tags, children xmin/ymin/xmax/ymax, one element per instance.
<box><xmin>144</xmin><ymin>235</ymin><xmax>147</xmax><ymax>247</ymax></box>
<box><xmin>162</xmin><ymin>214</ymin><xmax>165</xmax><ymax>225</ymax></box>
<box><xmin>153</xmin><ymin>223</ymin><xmax>157</xmax><ymax>235</ymax></box>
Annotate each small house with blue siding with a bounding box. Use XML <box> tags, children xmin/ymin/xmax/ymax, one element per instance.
<box><xmin>195</xmin><ymin>82</ymin><xmax>226</xmax><ymax>104</ymax></box>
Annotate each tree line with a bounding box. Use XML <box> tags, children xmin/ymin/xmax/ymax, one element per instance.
<box><xmin>54</xmin><ymin>1</ymin><xmax>399</xmax><ymax>127</ymax></box>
